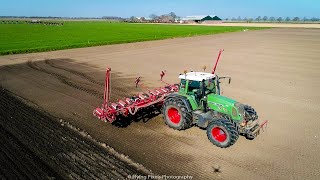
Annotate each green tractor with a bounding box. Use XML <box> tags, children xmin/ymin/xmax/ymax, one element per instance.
<box><xmin>162</xmin><ymin>51</ymin><xmax>266</xmax><ymax>148</ymax></box>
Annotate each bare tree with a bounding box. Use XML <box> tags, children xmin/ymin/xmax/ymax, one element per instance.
<box><xmin>140</xmin><ymin>17</ymin><xmax>146</xmax><ymax>22</ymax></box>
<box><xmin>129</xmin><ymin>16</ymin><xmax>137</xmax><ymax>22</ymax></box>
<box><xmin>293</xmin><ymin>17</ymin><xmax>300</xmax><ymax>21</ymax></box>
<box><xmin>158</xmin><ymin>14</ymin><xmax>174</xmax><ymax>23</ymax></box>
<box><xmin>263</xmin><ymin>16</ymin><xmax>268</xmax><ymax>21</ymax></box>
<box><xmin>255</xmin><ymin>16</ymin><xmax>261</xmax><ymax>22</ymax></box>
<box><xmin>168</xmin><ymin>12</ymin><xmax>177</xmax><ymax>19</ymax></box>
<box><xmin>149</xmin><ymin>14</ymin><xmax>158</xmax><ymax>20</ymax></box>
<box><xmin>269</xmin><ymin>17</ymin><xmax>275</xmax><ymax>22</ymax></box>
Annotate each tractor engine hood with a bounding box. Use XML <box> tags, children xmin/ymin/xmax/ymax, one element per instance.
<box><xmin>206</xmin><ymin>94</ymin><xmax>243</xmax><ymax>121</ymax></box>
<box><xmin>207</xmin><ymin>94</ymin><xmax>236</xmax><ymax>107</ymax></box>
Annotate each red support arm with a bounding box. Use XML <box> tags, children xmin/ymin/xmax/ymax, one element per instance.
<box><xmin>103</xmin><ymin>67</ymin><xmax>111</xmax><ymax>109</ymax></box>
<box><xmin>212</xmin><ymin>49</ymin><xmax>224</xmax><ymax>74</ymax></box>
<box><xmin>135</xmin><ymin>77</ymin><xmax>141</xmax><ymax>88</ymax></box>
<box><xmin>160</xmin><ymin>71</ymin><xmax>165</xmax><ymax>81</ymax></box>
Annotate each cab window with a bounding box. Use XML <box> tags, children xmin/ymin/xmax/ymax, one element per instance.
<box><xmin>188</xmin><ymin>80</ymin><xmax>200</xmax><ymax>91</ymax></box>
<box><xmin>180</xmin><ymin>79</ymin><xmax>186</xmax><ymax>89</ymax></box>
<box><xmin>206</xmin><ymin>78</ymin><xmax>216</xmax><ymax>93</ymax></box>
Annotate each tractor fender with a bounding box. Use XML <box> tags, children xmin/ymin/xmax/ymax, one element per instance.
<box><xmin>165</xmin><ymin>94</ymin><xmax>193</xmax><ymax>112</ymax></box>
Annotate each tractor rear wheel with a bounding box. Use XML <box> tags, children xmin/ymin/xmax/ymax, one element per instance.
<box><xmin>162</xmin><ymin>98</ymin><xmax>193</xmax><ymax>130</ymax></box>
<box><xmin>206</xmin><ymin>119</ymin><xmax>239</xmax><ymax>148</ymax></box>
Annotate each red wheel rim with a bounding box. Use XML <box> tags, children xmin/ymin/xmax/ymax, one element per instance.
<box><xmin>211</xmin><ymin>127</ymin><xmax>227</xmax><ymax>142</ymax></box>
<box><xmin>167</xmin><ymin>107</ymin><xmax>181</xmax><ymax>124</ymax></box>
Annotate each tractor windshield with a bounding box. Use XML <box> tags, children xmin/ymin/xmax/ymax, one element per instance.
<box><xmin>179</xmin><ymin>77</ymin><xmax>219</xmax><ymax>95</ymax></box>
<box><xmin>188</xmin><ymin>80</ymin><xmax>201</xmax><ymax>90</ymax></box>
<box><xmin>205</xmin><ymin>78</ymin><xmax>217</xmax><ymax>94</ymax></box>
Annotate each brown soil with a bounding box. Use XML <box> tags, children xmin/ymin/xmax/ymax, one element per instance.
<box><xmin>0</xmin><ymin>28</ymin><xmax>320</xmax><ymax>179</ymax></box>
<box><xmin>0</xmin><ymin>87</ymin><xmax>150</xmax><ymax>179</ymax></box>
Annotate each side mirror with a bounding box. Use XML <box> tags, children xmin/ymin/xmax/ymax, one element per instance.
<box><xmin>218</xmin><ymin>76</ymin><xmax>231</xmax><ymax>84</ymax></box>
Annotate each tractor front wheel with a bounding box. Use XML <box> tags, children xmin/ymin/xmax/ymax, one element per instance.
<box><xmin>207</xmin><ymin>119</ymin><xmax>239</xmax><ymax>148</ymax></box>
<box><xmin>162</xmin><ymin>99</ymin><xmax>192</xmax><ymax>130</ymax></box>
<box><xmin>244</xmin><ymin>105</ymin><xmax>258</xmax><ymax>121</ymax></box>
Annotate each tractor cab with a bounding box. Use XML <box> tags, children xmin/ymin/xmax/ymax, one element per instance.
<box><xmin>178</xmin><ymin>71</ymin><xmax>217</xmax><ymax>100</ymax></box>
<box><xmin>163</xmin><ymin>70</ymin><xmax>264</xmax><ymax>148</ymax></box>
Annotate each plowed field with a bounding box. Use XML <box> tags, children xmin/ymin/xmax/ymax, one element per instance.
<box><xmin>1</xmin><ymin>28</ymin><xmax>320</xmax><ymax>179</ymax></box>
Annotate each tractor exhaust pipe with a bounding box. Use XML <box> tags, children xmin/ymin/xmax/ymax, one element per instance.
<box><xmin>212</xmin><ymin>49</ymin><xmax>224</xmax><ymax>75</ymax></box>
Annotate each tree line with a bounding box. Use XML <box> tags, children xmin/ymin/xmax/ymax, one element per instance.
<box><xmin>0</xmin><ymin>20</ymin><xmax>64</xmax><ymax>26</ymax></box>
<box><xmin>227</xmin><ymin>16</ymin><xmax>320</xmax><ymax>23</ymax></box>
<box><xmin>127</xmin><ymin>12</ymin><xmax>179</xmax><ymax>23</ymax></box>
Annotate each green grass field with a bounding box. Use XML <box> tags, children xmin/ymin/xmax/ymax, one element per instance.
<box><xmin>0</xmin><ymin>22</ymin><xmax>267</xmax><ymax>55</ymax></box>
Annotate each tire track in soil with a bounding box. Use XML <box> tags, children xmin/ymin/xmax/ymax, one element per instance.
<box><xmin>26</xmin><ymin>60</ymin><xmax>103</xmax><ymax>99</ymax></box>
<box><xmin>44</xmin><ymin>59</ymin><xmax>104</xmax><ymax>86</ymax></box>
<box><xmin>27</xmin><ymin>60</ymin><xmax>135</xmax><ymax>102</ymax></box>
<box><xmin>43</xmin><ymin>58</ymin><xmax>136</xmax><ymax>99</ymax></box>
<box><xmin>0</xmin><ymin>88</ymin><xmax>149</xmax><ymax>179</ymax></box>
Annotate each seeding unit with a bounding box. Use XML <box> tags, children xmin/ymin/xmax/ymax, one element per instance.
<box><xmin>93</xmin><ymin>67</ymin><xmax>179</xmax><ymax>123</ymax></box>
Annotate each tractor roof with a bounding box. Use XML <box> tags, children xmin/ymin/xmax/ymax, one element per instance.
<box><xmin>178</xmin><ymin>72</ymin><xmax>215</xmax><ymax>81</ymax></box>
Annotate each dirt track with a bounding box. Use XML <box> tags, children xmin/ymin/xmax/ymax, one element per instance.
<box><xmin>1</xmin><ymin>28</ymin><xmax>320</xmax><ymax>179</ymax></box>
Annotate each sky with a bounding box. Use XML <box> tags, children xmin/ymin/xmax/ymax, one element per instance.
<box><xmin>0</xmin><ymin>0</ymin><xmax>319</xmax><ymax>19</ymax></box>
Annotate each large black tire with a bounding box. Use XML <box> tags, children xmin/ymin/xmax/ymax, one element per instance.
<box><xmin>243</xmin><ymin>105</ymin><xmax>259</xmax><ymax>140</ymax></box>
<box><xmin>244</xmin><ymin>105</ymin><xmax>258</xmax><ymax>121</ymax></box>
<box><xmin>162</xmin><ymin>98</ymin><xmax>193</xmax><ymax>130</ymax></box>
<box><xmin>206</xmin><ymin>119</ymin><xmax>239</xmax><ymax>148</ymax></box>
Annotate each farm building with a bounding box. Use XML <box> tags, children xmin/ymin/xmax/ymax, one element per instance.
<box><xmin>181</xmin><ymin>15</ymin><xmax>222</xmax><ymax>24</ymax></box>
